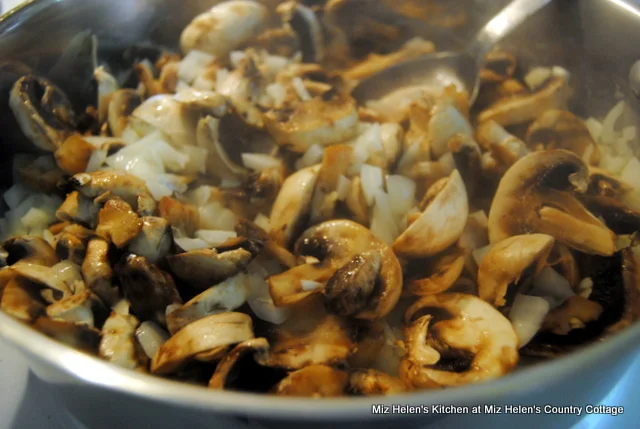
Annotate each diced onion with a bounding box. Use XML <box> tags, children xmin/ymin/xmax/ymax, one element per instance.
<box><xmin>195</xmin><ymin>230</ymin><xmax>237</xmax><ymax>247</ymax></box>
<box><xmin>370</xmin><ymin>191</ymin><xmax>400</xmax><ymax>244</ymax></box>
<box><xmin>601</xmin><ymin>100</ymin><xmax>626</xmax><ymax>145</ymax></box>
<box><xmin>509</xmin><ymin>294</ymin><xmax>550</xmax><ymax>348</ymax></box>
<box><xmin>524</xmin><ymin>67</ymin><xmax>552</xmax><ymax>90</ymax></box>
<box><xmin>246</xmin><ymin>273</ymin><xmax>290</xmax><ymax>324</ymax></box>
<box><xmin>576</xmin><ymin>277</ymin><xmax>594</xmax><ymax>299</ymax></box>
<box><xmin>301</xmin><ymin>280</ymin><xmax>324</xmax><ymax>291</ymax></box>
<box><xmin>585</xmin><ymin>117</ymin><xmax>602</xmax><ymax>142</ymax></box>
<box><xmin>178</xmin><ymin>50</ymin><xmax>215</xmax><ymax>84</ymax></box>
<box><xmin>174</xmin><ymin>237</ymin><xmax>210</xmax><ymax>251</ymax></box>
<box><xmin>472</xmin><ymin>244</ymin><xmax>494</xmax><ymax>266</ymax></box>
<box><xmin>254</xmin><ymin>213</ymin><xmax>271</xmax><ymax>232</ymax></box>
<box><xmin>386</xmin><ymin>175</ymin><xmax>416</xmax><ymax>218</ymax></box>
<box><xmin>292</xmin><ymin>77</ymin><xmax>312</xmax><ymax>101</ymax></box>
<box><xmin>136</xmin><ymin>321</ymin><xmax>170</xmax><ymax>359</ymax></box>
<box><xmin>529</xmin><ymin>267</ymin><xmax>575</xmax><ymax>308</ymax></box>
<box><xmin>360</xmin><ymin>164</ymin><xmax>384</xmax><ymax>206</ymax></box>
<box><xmin>295</xmin><ymin>144</ymin><xmax>324</xmax><ymax>170</ymax></box>
<box><xmin>621</xmin><ymin>157</ymin><xmax>640</xmax><ymax>189</ymax></box>
<box><xmin>266</xmin><ymin>83</ymin><xmax>287</xmax><ymax>108</ymax></box>
<box><xmin>241</xmin><ymin>153</ymin><xmax>282</xmax><ymax>171</ymax></box>
<box><xmin>230</xmin><ymin>50</ymin><xmax>247</xmax><ymax>68</ymax></box>
<box><xmin>336</xmin><ymin>175</ymin><xmax>351</xmax><ymax>201</ymax></box>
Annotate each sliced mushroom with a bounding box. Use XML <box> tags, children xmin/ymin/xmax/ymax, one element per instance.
<box><xmin>151</xmin><ymin>312</ymin><xmax>254</xmax><ymax>375</ymax></box>
<box><xmin>264</xmin><ymin>297</ymin><xmax>356</xmax><ymax>370</ymax></box>
<box><xmin>208</xmin><ymin>338</ymin><xmax>287</xmax><ymax>392</ymax></box>
<box><xmin>33</xmin><ymin>317</ymin><xmax>100</xmax><ymax>354</ymax></box>
<box><xmin>587</xmin><ymin>167</ymin><xmax>633</xmax><ymax>199</ymax></box>
<box><xmin>526</xmin><ymin>110</ymin><xmax>600</xmax><ymax>165</ymax></box>
<box><xmin>475</xmin><ymin>120</ymin><xmax>530</xmax><ymax>170</ymax></box>
<box><xmin>235</xmin><ymin>219</ymin><xmax>302</xmax><ymax>269</ymax></box>
<box><xmin>579</xmin><ymin>194</ymin><xmax>640</xmax><ymax>236</ymax></box>
<box><xmin>0</xmin><ymin>276</ymin><xmax>45</xmax><ymax>322</ymax></box>
<box><xmin>406</xmin><ymin>246</ymin><xmax>466</xmax><ymax>296</ymax></box>
<box><xmin>127</xmin><ymin>217</ymin><xmax>172</xmax><ymax>264</ymax></box>
<box><xmin>348</xmin><ymin>320</ymin><xmax>385</xmax><ymax>368</ymax></box>
<box><xmin>56</xmin><ymin>191</ymin><xmax>100</xmax><ymax>228</ymax></box>
<box><xmin>158</xmin><ymin>196</ymin><xmax>199</xmax><ymax>238</ymax></box>
<box><xmin>268</xmin><ymin>220</ymin><xmax>402</xmax><ymax>320</ymax></box>
<box><xmin>478</xmin><ymin>76</ymin><xmax>571</xmax><ymax>126</ymax></box>
<box><xmin>55</xmin><ymin>223</ymin><xmax>94</xmax><ymax>265</ymax></box>
<box><xmin>167</xmin><ymin>245</ymin><xmax>255</xmax><ymax>291</ymax></box>
<box><xmin>273</xmin><ymin>364</ymin><xmax>349</xmax><ymax>397</ymax></box>
<box><xmin>54</xmin><ymin>134</ymin><xmax>95</xmax><ymax>175</ymax></box>
<box><xmin>269</xmin><ymin>164</ymin><xmax>320</xmax><ymax>248</ymax></box>
<box><xmin>9</xmin><ymin>263</ymin><xmax>72</xmax><ymax>300</ymax></box>
<box><xmin>400</xmin><ymin>294</ymin><xmax>518</xmax><ymax>388</ymax></box>
<box><xmin>46</xmin><ymin>290</ymin><xmax>106</xmax><ymax>328</ymax></box>
<box><xmin>99</xmin><ymin>310</ymin><xmax>149</xmax><ymax>371</ymax></box>
<box><xmin>393</xmin><ymin>170</ymin><xmax>469</xmax><ymax>259</ymax></box>
<box><xmin>264</xmin><ymin>92</ymin><xmax>359</xmax><ymax>153</ymax></box>
<box><xmin>347</xmin><ymin>369</ymin><xmax>407</xmax><ymax>396</ymax></box>
<box><xmin>448</xmin><ymin>133</ymin><xmax>483</xmax><ymax>200</ymax></box>
<box><xmin>180</xmin><ymin>1</ymin><xmax>269</xmax><ymax>56</ymax></box>
<box><xmin>82</xmin><ymin>238</ymin><xmax>120</xmax><ymax>307</ymax></box>
<box><xmin>487</xmin><ymin>150</ymin><xmax>616</xmax><ymax>256</ymax></box>
<box><xmin>480</xmin><ymin>50</ymin><xmax>517</xmax><ymax>83</ymax></box>
<box><xmin>96</xmin><ymin>199</ymin><xmax>143</xmax><ymax>248</ymax></box>
<box><xmin>277</xmin><ymin>1</ymin><xmax>324</xmax><ymax>63</ymax></box>
<box><xmin>70</xmin><ymin>170</ymin><xmax>156</xmax><ymax>216</ymax></box>
<box><xmin>167</xmin><ymin>271</ymin><xmax>248</xmax><ymax>333</ymax></box>
<box><xmin>477</xmin><ymin>234</ymin><xmax>555</xmax><ymax>308</ymax></box>
<box><xmin>9</xmin><ymin>75</ymin><xmax>76</xmax><ymax>152</ymax></box>
<box><xmin>115</xmin><ymin>254</ymin><xmax>182</xmax><ymax>326</ymax></box>
<box><xmin>107</xmin><ymin>89</ymin><xmax>142</xmax><ymax>137</ymax></box>
<box><xmin>2</xmin><ymin>236</ymin><xmax>58</xmax><ymax>267</ymax></box>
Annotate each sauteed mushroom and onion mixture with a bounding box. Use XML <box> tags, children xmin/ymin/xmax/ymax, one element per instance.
<box><xmin>1</xmin><ymin>0</ymin><xmax>640</xmax><ymax>397</ymax></box>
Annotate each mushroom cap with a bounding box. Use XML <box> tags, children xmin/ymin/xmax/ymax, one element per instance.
<box><xmin>400</xmin><ymin>293</ymin><xmax>519</xmax><ymax>388</ymax></box>
<box><xmin>151</xmin><ymin>312</ymin><xmax>254</xmax><ymax>375</ymax></box>
<box><xmin>477</xmin><ymin>234</ymin><xmax>555</xmax><ymax>307</ymax></box>
<box><xmin>406</xmin><ymin>246</ymin><xmax>466</xmax><ymax>296</ymax></box>
<box><xmin>393</xmin><ymin>170</ymin><xmax>469</xmax><ymax>259</ymax></box>
<box><xmin>2</xmin><ymin>236</ymin><xmax>58</xmax><ymax>267</ymax></box>
<box><xmin>268</xmin><ymin>220</ymin><xmax>403</xmax><ymax>320</ymax></box>
<box><xmin>487</xmin><ymin>149</ymin><xmax>616</xmax><ymax>256</ymax></box>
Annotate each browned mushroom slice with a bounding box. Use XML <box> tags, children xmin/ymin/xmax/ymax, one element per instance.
<box><xmin>526</xmin><ymin>110</ymin><xmax>600</xmax><ymax>165</ymax></box>
<box><xmin>393</xmin><ymin>170</ymin><xmax>468</xmax><ymax>259</ymax></box>
<box><xmin>235</xmin><ymin>219</ymin><xmax>301</xmax><ymax>269</ymax></box>
<box><xmin>268</xmin><ymin>220</ymin><xmax>402</xmax><ymax>320</ymax></box>
<box><xmin>269</xmin><ymin>164</ymin><xmax>320</xmax><ymax>249</ymax></box>
<box><xmin>406</xmin><ymin>246</ymin><xmax>466</xmax><ymax>296</ymax></box>
<box><xmin>448</xmin><ymin>134</ymin><xmax>483</xmax><ymax>200</ymax></box>
<box><xmin>400</xmin><ymin>294</ymin><xmax>518</xmax><ymax>388</ymax></box>
<box><xmin>476</xmin><ymin>78</ymin><xmax>528</xmax><ymax>112</ymax></box>
<box><xmin>208</xmin><ymin>338</ymin><xmax>287</xmax><ymax>392</ymax></box>
<box><xmin>487</xmin><ymin>150</ymin><xmax>616</xmax><ymax>256</ymax></box>
<box><xmin>46</xmin><ymin>290</ymin><xmax>106</xmax><ymax>328</ymax></box>
<box><xmin>82</xmin><ymin>238</ymin><xmax>120</xmax><ymax>307</ymax></box>
<box><xmin>127</xmin><ymin>217</ymin><xmax>172</xmax><ymax>264</ymax></box>
<box><xmin>107</xmin><ymin>89</ymin><xmax>142</xmax><ymax>137</ymax></box>
<box><xmin>95</xmin><ymin>199</ymin><xmax>143</xmax><ymax>248</ymax></box>
<box><xmin>99</xmin><ymin>310</ymin><xmax>149</xmax><ymax>371</ymax></box>
<box><xmin>70</xmin><ymin>170</ymin><xmax>156</xmax><ymax>216</ymax></box>
<box><xmin>263</xmin><ymin>297</ymin><xmax>356</xmax><ymax>370</ymax></box>
<box><xmin>158</xmin><ymin>196</ymin><xmax>200</xmax><ymax>238</ymax></box>
<box><xmin>9</xmin><ymin>263</ymin><xmax>72</xmax><ymax>301</ymax></box>
<box><xmin>587</xmin><ymin>167</ymin><xmax>633</xmax><ymax>199</ymax></box>
<box><xmin>167</xmin><ymin>246</ymin><xmax>254</xmax><ymax>291</ymax></box>
<box><xmin>478</xmin><ymin>77</ymin><xmax>571</xmax><ymax>127</ymax></box>
<box><xmin>33</xmin><ymin>317</ymin><xmax>100</xmax><ymax>354</ymax></box>
<box><xmin>347</xmin><ymin>369</ymin><xmax>407</xmax><ymax>396</ymax></box>
<box><xmin>477</xmin><ymin>234</ymin><xmax>555</xmax><ymax>308</ymax></box>
<box><xmin>347</xmin><ymin>320</ymin><xmax>385</xmax><ymax>368</ymax></box>
<box><xmin>54</xmin><ymin>134</ymin><xmax>95</xmax><ymax>175</ymax></box>
<box><xmin>579</xmin><ymin>194</ymin><xmax>640</xmax><ymax>236</ymax></box>
<box><xmin>2</xmin><ymin>236</ymin><xmax>58</xmax><ymax>267</ymax></box>
<box><xmin>115</xmin><ymin>254</ymin><xmax>182</xmax><ymax>326</ymax></box>
<box><xmin>480</xmin><ymin>50</ymin><xmax>517</xmax><ymax>83</ymax></box>
<box><xmin>55</xmin><ymin>223</ymin><xmax>94</xmax><ymax>265</ymax></box>
<box><xmin>56</xmin><ymin>191</ymin><xmax>100</xmax><ymax>228</ymax></box>
<box><xmin>166</xmin><ymin>274</ymin><xmax>247</xmax><ymax>335</ymax></box>
<box><xmin>151</xmin><ymin>312</ymin><xmax>254</xmax><ymax>375</ymax></box>
<box><xmin>273</xmin><ymin>364</ymin><xmax>349</xmax><ymax>397</ymax></box>
<box><xmin>1</xmin><ymin>275</ymin><xmax>45</xmax><ymax>322</ymax></box>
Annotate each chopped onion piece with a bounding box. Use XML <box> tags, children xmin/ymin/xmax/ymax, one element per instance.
<box><xmin>623</xmin><ymin>126</ymin><xmax>637</xmax><ymax>141</ymax></box>
<box><xmin>4</xmin><ymin>184</ymin><xmax>30</xmax><ymax>209</ymax></box>
<box><xmin>360</xmin><ymin>164</ymin><xmax>384</xmax><ymax>206</ymax></box>
<box><xmin>295</xmin><ymin>144</ymin><xmax>324</xmax><ymax>170</ymax></box>
<box><xmin>292</xmin><ymin>77</ymin><xmax>312</xmax><ymax>101</ymax></box>
<box><xmin>174</xmin><ymin>237</ymin><xmax>210</xmax><ymax>251</ymax></box>
<box><xmin>621</xmin><ymin>157</ymin><xmax>640</xmax><ymax>189</ymax></box>
<box><xmin>599</xmin><ymin>152</ymin><xmax>629</xmax><ymax>175</ymax></box>
<box><xmin>370</xmin><ymin>190</ymin><xmax>400</xmax><ymax>244</ymax></box>
<box><xmin>585</xmin><ymin>117</ymin><xmax>602</xmax><ymax>142</ymax></box>
<box><xmin>229</xmin><ymin>50</ymin><xmax>247</xmax><ymax>68</ymax></box>
<box><xmin>439</xmin><ymin>152</ymin><xmax>456</xmax><ymax>174</ymax></box>
<box><xmin>601</xmin><ymin>100</ymin><xmax>626</xmax><ymax>145</ymax></box>
<box><xmin>472</xmin><ymin>244</ymin><xmax>494</xmax><ymax>266</ymax></box>
<box><xmin>386</xmin><ymin>175</ymin><xmax>416</xmax><ymax>218</ymax></box>
<box><xmin>301</xmin><ymin>280</ymin><xmax>324</xmax><ymax>291</ymax></box>
<box><xmin>241</xmin><ymin>153</ymin><xmax>282</xmax><ymax>171</ymax></box>
<box><xmin>196</xmin><ymin>230</ymin><xmax>237</xmax><ymax>247</ymax></box>
<box><xmin>254</xmin><ymin>213</ymin><xmax>271</xmax><ymax>232</ymax></box>
<box><xmin>86</xmin><ymin>149</ymin><xmax>108</xmax><ymax>172</ymax></box>
<box><xmin>524</xmin><ymin>67</ymin><xmax>552</xmax><ymax>90</ymax></box>
<box><xmin>247</xmin><ymin>273</ymin><xmax>290</xmax><ymax>324</ymax></box>
<box><xmin>529</xmin><ymin>267</ymin><xmax>575</xmax><ymax>308</ymax></box>
<box><xmin>266</xmin><ymin>83</ymin><xmax>286</xmax><ymax>108</ymax></box>
<box><xmin>576</xmin><ymin>277</ymin><xmax>594</xmax><ymax>299</ymax></box>
<box><xmin>178</xmin><ymin>50</ymin><xmax>215</xmax><ymax>84</ymax></box>
<box><xmin>136</xmin><ymin>321</ymin><xmax>170</xmax><ymax>359</ymax></box>
<box><xmin>509</xmin><ymin>294</ymin><xmax>550</xmax><ymax>348</ymax></box>
<box><xmin>336</xmin><ymin>175</ymin><xmax>351</xmax><ymax>201</ymax></box>
<box><xmin>113</xmin><ymin>299</ymin><xmax>131</xmax><ymax>315</ymax></box>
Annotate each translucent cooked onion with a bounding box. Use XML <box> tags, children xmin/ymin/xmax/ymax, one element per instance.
<box><xmin>386</xmin><ymin>175</ymin><xmax>416</xmax><ymax>218</ymax></box>
<box><xmin>528</xmin><ymin>267</ymin><xmax>575</xmax><ymax>308</ymax></box>
<box><xmin>196</xmin><ymin>230</ymin><xmax>238</xmax><ymax>247</ymax></box>
<box><xmin>360</xmin><ymin>164</ymin><xmax>384</xmax><ymax>206</ymax></box>
<box><xmin>174</xmin><ymin>237</ymin><xmax>210</xmax><ymax>251</ymax></box>
<box><xmin>509</xmin><ymin>294</ymin><xmax>550</xmax><ymax>347</ymax></box>
<box><xmin>241</xmin><ymin>153</ymin><xmax>282</xmax><ymax>171</ymax></box>
<box><xmin>136</xmin><ymin>321</ymin><xmax>170</xmax><ymax>359</ymax></box>
<box><xmin>246</xmin><ymin>273</ymin><xmax>290</xmax><ymax>324</ymax></box>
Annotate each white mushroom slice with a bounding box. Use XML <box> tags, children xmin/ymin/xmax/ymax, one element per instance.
<box><xmin>208</xmin><ymin>338</ymin><xmax>279</xmax><ymax>391</ymax></box>
<box><xmin>151</xmin><ymin>312</ymin><xmax>254</xmax><ymax>375</ymax></box>
<box><xmin>2</xmin><ymin>236</ymin><xmax>58</xmax><ymax>267</ymax></box>
<box><xmin>264</xmin><ymin>94</ymin><xmax>359</xmax><ymax>153</ymax></box>
<box><xmin>348</xmin><ymin>369</ymin><xmax>407</xmax><ymax>396</ymax></box>
<box><xmin>268</xmin><ymin>220</ymin><xmax>403</xmax><ymax>320</ymax></box>
<box><xmin>400</xmin><ymin>294</ymin><xmax>518</xmax><ymax>388</ymax></box>
<box><xmin>46</xmin><ymin>290</ymin><xmax>104</xmax><ymax>328</ymax></box>
<box><xmin>128</xmin><ymin>217</ymin><xmax>173</xmax><ymax>264</ymax></box>
<box><xmin>264</xmin><ymin>297</ymin><xmax>356</xmax><ymax>370</ymax></box>
<box><xmin>477</xmin><ymin>234</ymin><xmax>555</xmax><ymax>307</ymax></box>
<box><xmin>99</xmin><ymin>311</ymin><xmax>149</xmax><ymax>371</ymax></box>
<box><xmin>487</xmin><ymin>150</ymin><xmax>616</xmax><ymax>256</ymax></box>
<box><xmin>135</xmin><ymin>321</ymin><xmax>170</xmax><ymax>360</ymax></box>
<box><xmin>393</xmin><ymin>170</ymin><xmax>468</xmax><ymax>259</ymax></box>
<box><xmin>478</xmin><ymin>76</ymin><xmax>571</xmax><ymax>126</ymax></box>
<box><xmin>70</xmin><ymin>170</ymin><xmax>156</xmax><ymax>216</ymax></box>
<box><xmin>406</xmin><ymin>246</ymin><xmax>466</xmax><ymax>296</ymax></box>
<box><xmin>269</xmin><ymin>164</ymin><xmax>320</xmax><ymax>248</ymax></box>
<box><xmin>10</xmin><ymin>263</ymin><xmax>72</xmax><ymax>299</ymax></box>
<box><xmin>166</xmin><ymin>274</ymin><xmax>248</xmax><ymax>335</ymax></box>
<box><xmin>273</xmin><ymin>364</ymin><xmax>349</xmax><ymax>397</ymax></box>
<box><xmin>526</xmin><ymin>110</ymin><xmax>600</xmax><ymax>166</ymax></box>
<box><xmin>115</xmin><ymin>255</ymin><xmax>183</xmax><ymax>326</ymax></box>
<box><xmin>33</xmin><ymin>317</ymin><xmax>101</xmax><ymax>354</ymax></box>
<box><xmin>167</xmin><ymin>247</ymin><xmax>255</xmax><ymax>291</ymax></box>
<box><xmin>82</xmin><ymin>238</ymin><xmax>120</xmax><ymax>307</ymax></box>
<box><xmin>180</xmin><ymin>1</ymin><xmax>269</xmax><ymax>56</ymax></box>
